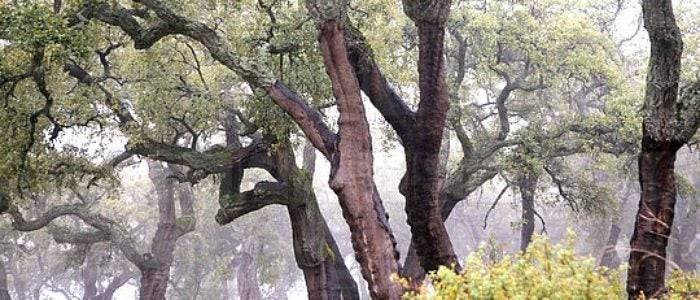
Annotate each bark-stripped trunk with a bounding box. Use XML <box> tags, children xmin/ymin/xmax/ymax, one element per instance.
<box><xmin>401</xmin><ymin>130</ymin><xmax>451</xmax><ymax>283</ymax></box>
<box><xmin>0</xmin><ymin>260</ymin><xmax>10</xmax><ymax>300</ymax></box>
<box><xmin>401</xmin><ymin>24</ymin><xmax>457</xmax><ymax>273</ymax></box>
<box><xmin>401</xmin><ymin>161</ymin><xmax>498</xmax><ymax>281</ymax></box>
<box><xmin>627</xmin><ymin>1</ymin><xmax>700</xmax><ymax>298</ymax></box>
<box><xmin>628</xmin><ymin>141</ymin><xmax>681</xmax><ymax>298</ymax></box>
<box><xmin>399</xmin><ymin>0</ymin><xmax>458</xmax><ymax>273</ymax></box>
<box><xmin>518</xmin><ymin>172</ymin><xmax>538</xmax><ymax>251</ymax></box>
<box><xmin>319</xmin><ymin>21</ymin><xmax>403</xmax><ymax>299</ymax></box>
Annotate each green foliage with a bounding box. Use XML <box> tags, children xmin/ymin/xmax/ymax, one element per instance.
<box><xmin>453</xmin><ymin>0</ymin><xmax>621</xmax><ymax>94</ymax></box>
<box><xmin>0</xmin><ymin>3</ymin><xmax>88</xmax><ymax>56</ymax></box>
<box><xmin>406</xmin><ymin>233</ymin><xmax>624</xmax><ymax>299</ymax></box>
<box><xmin>666</xmin><ymin>270</ymin><xmax>700</xmax><ymax>300</ymax></box>
<box><xmin>406</xmin><ymin>233</ymin><xmax>700</xmax><ymax>299</ymax></box>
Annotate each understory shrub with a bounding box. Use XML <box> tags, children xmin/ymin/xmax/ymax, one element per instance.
<box><xmin>404</xmin><ymin>233</ymin><xmax>699</xmax><ymax>300</ymax></box>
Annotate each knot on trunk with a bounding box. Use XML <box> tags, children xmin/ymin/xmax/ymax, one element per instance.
<box><xmin>644</xmin><ymin>81</ymin><xmax>700</xmax><ymax>143</ymax></box>
<box><xmin>402</xmin><ymin>0</ymin><xmax>452</xmax><ymax>25</ymax></box>
<box><xmin>305</xmin><ymin>0</ymin><xmax>349</xmax><ymax>24</ymax></box>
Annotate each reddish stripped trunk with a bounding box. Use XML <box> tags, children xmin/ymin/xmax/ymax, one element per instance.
<box><xmin>402</xmin><ymin>20</ymin><xmax>458</xmax><ymax>273</ymax></box>
<box><xmin>319</xmin><ymin>21</ymin><xmax>403</xmax><ymax>299</ymax></box>
<box><xmin>628</xmin><ymin>140</ymin><xmax>682</xmax><ymax>298</ymax></box>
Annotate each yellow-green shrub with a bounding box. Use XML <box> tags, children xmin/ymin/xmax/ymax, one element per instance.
<box><xmin>405</xmin><ymin>233</ymin><xmax>699</xmax><ymax>300</ymax></box>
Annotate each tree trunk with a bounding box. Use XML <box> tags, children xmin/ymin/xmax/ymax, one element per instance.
<box><xmin>397</xmin><ymin>0</ymin><xmax>458</xmax><ymax>273</ymax></box>
<box><xmin>600</xmin><ymin>222</ymin><xmax>622</xmax><ymax>269</ymax></box>
<box><xmin>141</xmin><ymin>161</ymin><xmax>180</xmax><ymax>300</ymax></box>
<box><xmin>401</xmin><ymin>130</ymin><xmax>451</xmax><ymax>284</ymax></box>
<box><xmin>82</xmin><ymin>250</ymin><xmax>99</xmax><ymax>300</ymax></box>
<box><xmin>293</xmin><ymin>142</ymin><xmax>359</xmax><ymax>300</ymax></box>
<box><xmin>628</xmin><ymin>141</ymin><xmax>682</xmax><ymax>298</ymax></box>
<box><xmin>215</xmin><ymin>121</ymin><xmax>359</xmax><ymax>299</ymax></box>
<box><xmin>289</xmin><ymin>202</ymin><xmax>343</xmax><ymax>300</ymax></box>
<box><xmin>0</xmin><ymin>260</ymin><xmax>10</xmax><ymax>300</ymax></box>
<box><xmin>627</xmin><ymin>1</ymin><xmax>698</xmax><ymax>298</ymax></box>
<box><xmin>518</xmin><ymin>172</ymin><xmax>538</xmax><ymax>251</ymax></box>
<box><xmin>401</xmin><ymin>160</ymin><xmax>498</xmax><ymax>282</ymax></box>
<box><xmin>670</xmin><ymin>193</ymin><xmax>697</xmax><ymax>271</ymax></box>
<box><xmin>401</xmin><ymin>26</ymin><xmax>457</xmax><ymax>274</ymax></box>
<box><xmin>601</xmin><ymin>190</ymin><xmax>631</xmax><ymax>268</ymax></box>
<box><xmin>233</xmin><ymin>250</ymin><xmax>262</xmax><ymax>300</ymax></box>
<box><xmin>318</xmin><ymin>20</ymin><xmax>403</xmax><ymax>299</ymax></box>
<box><xmin>326</xmin><ymin>228</ymin><xmax>359</xmax><ymax>300</ymax></box>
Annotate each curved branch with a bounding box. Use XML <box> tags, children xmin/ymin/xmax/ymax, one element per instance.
<box><xmin>126</xmin><ymin>137</ymin><xmax>276</xmax><ymax>177</ymax></box>
<box><xmin>344</xmin><ymin>25</ymin><xmax>416</xmax><ymax>138</ymax></box>
<box><xmin>77</xmin><ymin>0</ymin><xmax>338</xmax><ymax>158</ymax></box>
<box><xmin>533</xmin><ymin>207</ymin><xmax>547</xmax><ymax>234</ymax></box>
<box><xmin>483</xmin><ymin>184</ymin><xmax>510</xmax><ymax>229</ymax></box>
<box><xmin>2</xmin><ymin>201</ymin><xmax>146</xmax><ymax>269</ymax></box>
<box><xmin>215</xmin><ymin>181</ymin><xmax>292</xmax><ymax>225</ymax></box>
<box><xmin>49</xmin><ymin>226</ymin><xmax>110</xmax><ymax>244</ymax></box>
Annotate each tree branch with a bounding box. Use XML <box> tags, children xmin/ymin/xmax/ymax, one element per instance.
<box><xmin>215</xmin><ymin>181</ymin><xmax>292</xmax><ymax>225</ymax></box>
<box><xmin>77</xmin><ymin>0</ymin><xmax>338</xmax><ymax>158</ymax></box>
